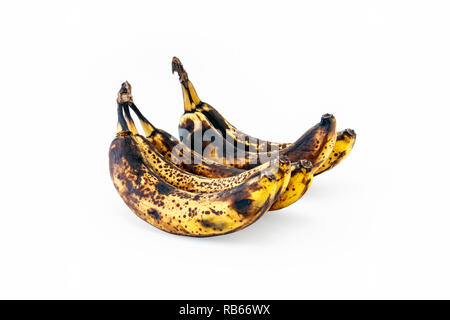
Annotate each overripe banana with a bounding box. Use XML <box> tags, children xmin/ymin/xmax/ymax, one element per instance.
<box><xmin>172</xmin><ymin>57</ymin><xmax>353</xmax><ymax>174</ymax></box>
<box><xmin>117</xmin><ymin>84</ymin><xmax>292</xmax><ymax>197</ymax></box>
<box><xmin>314</xmin><ymin>129</ymin><xmax>356</xmax><ymax>176</ymax></box>
<box><xmin>110</xmin><ymin>102</ymin><xmax>289</xmax><ymax>237</ymax></box>
<box><xmin>172</xmin><ymin>56</ymin><xmax>289</xmax><ymax>153</ymax></box>
<box><xmin>271</xmin><ymin>160</ymin><xmax>314</xmax><ymax>211</ymax></box>
<box><xmin>119</xmin><ymin>81</ymin><xmax>315</xmax><ymax>209</ymax></box>
<box><xmin>180</xmin><ymin>109</ymin><xmax>337</xmax><ymax>171</ymax></box>
<box><xmin>118</xmin><ymin>82</ymin><xmax>243</xmax><ymax>178</ymax></box>
<box><xmin>176</xmin><ymin>110</ymin><xmax>329</xmax><ymax>209</ymax></box>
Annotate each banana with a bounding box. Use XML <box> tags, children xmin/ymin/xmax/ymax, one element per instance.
<box><xmin>133</xmin><ymin>105</ymin><xmax>312</xmax><ymax>210</ymax></box>
<box><xmin>180</xmin><ymin>109</ymin><xmax>337</xmax><ymax>171</ymax></box>
<box><xmin>271</xmin><ymin>160</ymin><xmax>314</xmax><ymax>210</ymax></box>
<box><xmin>121</xmin><ymin>81</ymin><xmax>315</xmax><ymax>209</ymax></box>
<box><xmin>136</xmin><ymin>133</ymin><xmax>292</xmax><ymax>193</ymax></box>
<box><xmin>119</xmin><ymin>82</ymin><xmax>244</xmax><ymax>179</ymax></box>
<box><xmin>173</xmin><ymin>57</ymin><xmax>353</xmax><ymax>175</ymax></box>
<box><xmin>263</xmin><ymin>117</ymin><xmax>334</xmax><ymax>210</ymax></box>
<box><xmin>172</xmin><ymin>56</ymin><xmax>289</xmax><ymax>153</ymax></box>
<box><xmin>110</xmin><ymin>102</ymin><xmax>289</xmax><ymax>237</ymax></box>
<box><xmin>270</xmin><ymin>128</ymin><xmax>357</xmax><ymax>209</ymax></box>
<box><xmin>119</xmin><ymin>82</ymin><xmax>306</xmax><ymax>210</ymax></box>
<box><xmin>117</xmin><ymin>84</ymin><xmax>292</xmax><ymax>196</ymax></box>
<box><xmin>177</xmin><ymin>107</ymin><xmax>334</xmax><ymax>209</ymax></box>
<box><xmin>177</xmin><ymin>107</ymin><xmax>321</xmax><ymax>210</ymax></box>
<box><xmin>122</xmin><ymin>78</ymin><xmax>329</xmax><ymax>210</ymax></box>
<box><xmin>314</xmin><ymin>129</ymin><xmax>356</xmax><ymax>176</ymax></box>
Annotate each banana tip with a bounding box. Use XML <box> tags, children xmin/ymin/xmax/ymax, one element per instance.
<box><xmin>321</xmin><ymin>113</ymin><xmax>334</xmax><ymax>120</ymax></box>
<box><xmin>300</xmin><ymin>159</ymin><xmax>313</xmax><ymax>169</ymax></box>
<box><xmin>320</xmin><ymin>113</ymin><xmax>336</xmax><ymax>125</ymax></box>
<box><xmin>343</xmin><ymin>128</ymin><xmax>356</xmax><ymax>138</ymax></box>
<box><xmin>279</xmin><ymin>156</ymin><xmax>290</xmax><ymax>165</ymax></box>
<box><xmin>278</xmin><ymin>156</ymin><xmax>291</xmax><ymax>171</ymax></box>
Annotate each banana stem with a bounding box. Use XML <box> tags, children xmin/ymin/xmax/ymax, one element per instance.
<box><xmin>128</xmin><ymin>102</ymin><xmax>156</xmax><ymax>137</ymax></box>
<box><xmin>123</xmin><ymin>103</ymin><xmax>139</xmax><ymax>135</ymax></box>
<box><xmin>117</xmin><ymin>80</ymin><xmax>156</xmax><ymax>136</ymax></box>
<box><xmin>117</xmin><ymin>103</ymin><xmax>130</xmax><ymax>133</ymax></box>
<box><xmin>172</xmin><ymin>57</ymin><xmax>201</xmax><ymax>111</ymax></box>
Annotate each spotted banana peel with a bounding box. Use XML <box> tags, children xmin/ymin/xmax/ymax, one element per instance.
<box><xmin>118</xmin><ymin>81</ymin><xmax>313</xmax><ymax>210</ymax></box>
<box><xmin>314</xmin><ymin>129</ymin><xmax>356</xmax><ymax>175</ymax></box>
<box><xmin>172</xmin><ymin>56</ymin><xmax>356</xmax><ymax>175</ymax></box>
<box><xmin>119</xmin><ymin>83</ymin><xmax>293</xmax><ymax>198</ymax></box>
<box><xmin>177</xmin><ymin>108</ymin><xmax>335</xmax><ymax>209</ymax></box>
<box><xmin>118</xmin><ymin>82</ymin><xmax>244</xmax><ymax>178</ymax></box>
<box><xmin>178</xmin><ymin>108</ymin><xmax>337</xmax><ymax>171</ymax></box>
<box><xmin>110</xmin><ymin>87</ymin><xmax>292</xmax><ymax>236</ymax></box>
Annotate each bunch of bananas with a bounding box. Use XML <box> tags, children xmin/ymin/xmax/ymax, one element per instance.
<box><xmin>109</xmin><ymin>57</ymin><xmax>356</xmax><ymax>237</ymax></box>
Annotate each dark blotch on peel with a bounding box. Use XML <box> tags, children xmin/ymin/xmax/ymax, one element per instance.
<box><xmin>200</xmin><ymin>219</ymin><xmax>214</xmax><ymax>229</ymax></box>
<box><xmin>233</xmin><ymin>199</ymin><xmax>254</xmax><ymax>215</ymax></box>
<box><xmin>147</xmin><ymin>209</ymin><xmax>160</xmax><ymax>221</ymax></box>
<box><xmin>156</xmin><ymin>183</ymin><xmax>171</xmax><ymax>195</ymax></box>
<box><xmin>183</xmin><ymin>119</ymin><xmax>195</xmax><ymax>133</ymax></box>
<box><xmin>199</xmin><ymin>104</ymin><xmax>228</xmax><ymax>137</ymax></box>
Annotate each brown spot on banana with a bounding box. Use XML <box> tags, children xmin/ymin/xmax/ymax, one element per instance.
<box><xmin>147</xmin><ymin>209</ymin><xmax>161</xmax><ymax>221</ymax></box>
<box><xmin>314</xmin><ymin>129</ymin><xmax>356</xmax><ymax>176</ymax></box>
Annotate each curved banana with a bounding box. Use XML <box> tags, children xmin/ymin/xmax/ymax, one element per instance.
<box><xmin>136</xmin><ymin>120</ymin><xmax>311</xmax><ymax>211</ymax></box>
<box><xmin>136</xmin><ymin>134</ymin><xmax>292</xmax><ymax>193</ymax></box>
<box><xmin>173</xmin><ymin>57</ymin><xmax>353</xmax><ymax>175</ymax></box>
<box><xmin>271</xmin><ymin>160</ymin><xmax>314</xmax><ymax>210</ymax></box>
<box><xmin>117</xmin><ymin>81</ymin><xmax>314</xmax><ymax>211</ymax></box>
<box><xmin>180</xmin><ymin>104</ymin><xmax>328</xmax><ymax>209</ymax></box>
<box><xmin>110</xmin><ymin>103</ymin><xmax>289</xmax><ymax>237</ymax></box>
<box><xmin>267</xmin><ymin>116</ymin><xmax>338</xmax><ymax>209</ymax></box>
<box><xmin>116</xmin><ymin>85</ymin><xmax>292</xmax><ymax>196</ymax></box>
<box><xmin>180</xmin><ymin>109</ymin><xmax>337</xmax><ymax>171</ymax></box>
<box><xmin>172</xmin><ymin>56</ymin><xmax>289</xmax><ymax>153</ymax></box>
<box><xmin>119</xmin><ymin>82</ymin><xmax>244</xmax><ymax>179</ymax></box>
<box><xmin>130</xmin><ymin>103</ymin><xmax>314</xmax><ymax>209</ymax></box>
<box><xmin>314</xmin><ymin>129</ymin><xmax>356</xmax><ymax>176</ymax></box>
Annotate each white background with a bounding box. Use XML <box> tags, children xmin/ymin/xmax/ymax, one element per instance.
<box><xmin>0</xmin><ymin>0</ymin><xmax>449</xmax><ymax>299</ymax></box>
